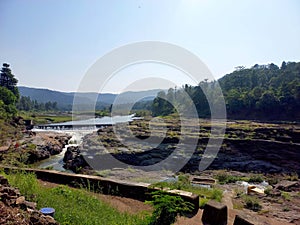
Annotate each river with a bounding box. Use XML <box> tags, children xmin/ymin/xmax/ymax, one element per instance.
<box><xmin>33</xmin><ymin>114</ymin><xmax>139</xmax><ymax>172</ymax></box>
<box><xmin>33</xmin><ymin>129</ymin><xmax>95</xmax><ymax>172</ymax></box>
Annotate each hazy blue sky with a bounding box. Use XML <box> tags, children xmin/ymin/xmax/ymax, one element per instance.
<box><xmin>1</xmin><ymin>0</ymin><xmax>299</xmax><ymax>93</ymax></box>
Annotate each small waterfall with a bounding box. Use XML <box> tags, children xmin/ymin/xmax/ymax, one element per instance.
<box><xmin>33</xmin><ymin>129</ymin><xmax>95</xmax><ymax>172</ymax></box>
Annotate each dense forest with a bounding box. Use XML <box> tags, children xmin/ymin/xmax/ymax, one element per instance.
<box><xmin>152</xmin><ymin>61</ymin><xmax>300</xmax><ymax>121</ymax></box>
<box><xmin>1</xmin><ymin>62</ymin><xmax>300</xmax><ymax>121</ymax></box>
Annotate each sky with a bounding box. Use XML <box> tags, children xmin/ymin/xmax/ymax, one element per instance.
<box><xmin>0</xmin><ymin>0</ymin><xmax>300</xmax><ymax>93</ymax></box>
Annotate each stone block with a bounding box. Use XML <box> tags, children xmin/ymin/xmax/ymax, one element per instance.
<box><xmin>233</xmin><ymin>214</ymin><xmax>255</xmax><ymax>225</ymax></box>
<box><xmin>201</xmin><ymin>200</ymin><xmax>228</xmax><ymax>225</ymax></box>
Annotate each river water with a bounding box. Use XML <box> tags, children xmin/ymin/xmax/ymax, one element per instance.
<box><xmin>33</xmin><ymin>114</ymin><xmax>139</xmax><ymax>172</ymax></box>
<box><xmin>33</xmin><ymin>129</ymin><xmax>95</xmax><ymax>172</ymax></box>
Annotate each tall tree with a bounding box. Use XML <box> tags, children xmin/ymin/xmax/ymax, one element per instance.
<box><xmin>0</xmin><ymin>63</ymin><xmax>19</xmax><ymax>99</ymax></box>
<box><xmin>0</xmin><ymin>63</ymin><xmax>19</xmax><ymax>118</ymax></box>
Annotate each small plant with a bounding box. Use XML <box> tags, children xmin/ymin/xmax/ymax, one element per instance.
<box><xmin>281</xmin><ymin>191</ymin><xmax>292</xmax><ymax>201</ymax></box>
<box><xmin>199</xmin><ymin>198</ymin><xmax>209</xmax><ymax>208</ymax></box>
<box><xmin>45</xmin><ymin>166</ymin><xmax>54</xmax><ymax>170</ymax></box>
<box><xmin>214</xmin><ymin>171</ymin><xmax>240</xmax><ymax>184</ymax></box>
<box><xmin>264</xmin><ymin>187</ymin><xmax>272</xmax><ymax>196</ymax></box>
<box><xmin>243</xmin><ymin>195</ymin><xmax>262</xmax><ymax>212</ymax></box>
<box><xmin>266</xmin><ymin>176</ymin><xmax>279</xmax><ymax>185</ymax></box>
<box><xmin>146</xmin><ymin>191</ymin><xmax>194</xmax><ymax>225</ymax></box>
<box><xmin>285</xmin><ymin>172</ymin><xmax>299</xmax><ymax>181</ymax></box>
<box><xmin>234</xmin><ymin>188</ymin><xmax>245</xmax><ymax>198</ymax></box>
<box><xmin>248</xmin><ymin>174</ymin><xmax>264</xmax><ymax>183</ymax></box>
<box><xmin>283</xmin><ymin>206</ymin><xmax>290</xmax><ymax>212</ymax></box>
<box><xmin>233</xmin><ymin>200</ymin><xmax>244</xmax><ymax>210</ymax></box>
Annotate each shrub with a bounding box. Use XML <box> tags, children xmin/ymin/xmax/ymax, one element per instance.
<box><xmin>248</xmin><ymin>174</ymin><xmax>264</xmax><ymax>183</ymax></box>
<box><xmin>146</xmin><ymin>191</ymin><xmax>194</xmax><ymax>225</ymax></box>
<box><xmin>281</xmin><ymin>191</ymin><xmax>292</xmax><ymax>201</ymax></box>
<box><xmin>243</xmin><ymin>196</ymin><xmax>262</xmax><ymax>211</ymax></box>
<box><xmin>199</xmin><ymin>198</ymin><xmax>209</xmax><ymax>208</ymax></box>
<box><xmin>285</xmin><ymin>172</ymin><xmax>299</xmax><ymax>181</ymax></box>
<box><xmin>214</xmin><ymin>171</ymin><xmax>240</xmax><ymax>184</ymax></box>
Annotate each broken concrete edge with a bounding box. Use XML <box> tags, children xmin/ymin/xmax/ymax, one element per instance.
<box><xmin>1</xmin><ymin>166</ymin><xmax>199</xmax><ymax>212</ymax></box>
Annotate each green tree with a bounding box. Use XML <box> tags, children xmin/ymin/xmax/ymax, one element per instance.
<box><xmin>0</xmin><ymin>63</ymin><xmax>19</xmax><ymax>118</ymax></box>
<box><xmin>0</xmin><ymin>63</ymin><xmax>19</xmax><ymax>99</ymax></box>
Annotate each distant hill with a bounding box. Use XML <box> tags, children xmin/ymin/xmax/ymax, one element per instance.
<box><xmin>18</xmin><ymin>86</ymin><xmax>161</xmax><ymax>110</ymax></box>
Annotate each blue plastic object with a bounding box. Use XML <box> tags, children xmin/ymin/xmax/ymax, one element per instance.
<box><xmin>40</xmin><ymin>207</ymin><xmax>55</xmax><ymax>217</ymax></box>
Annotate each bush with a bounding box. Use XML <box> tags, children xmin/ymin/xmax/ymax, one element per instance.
<box><xmin>243</xmin><ymin>196</ymin><xmax>262</xmax><ymax>211</ymax></box>
<box><xmin>281</xmin><ymin>191</ymin><xmax>292</xmax><ymax>201</ymax></box>
<box><xmin>248</xmin><ymin>174</ymin><xmax>264</xmax><ymax>183</ymax></box>
<box><xmin>214</xmin><ymin>171</ymin><xmax>240</xmax><ymax>184</ymax></box>
<box><xmin>146</xmin><ymin>191</ymin><xmax>194</xmax><ymax>225</ymax></box>
<box><xmin>199</xmin><ymin>198</ymin><xmax>209</xmax><ymax>208</ymax></box>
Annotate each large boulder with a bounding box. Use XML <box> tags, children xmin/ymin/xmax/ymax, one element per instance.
<box><xmin>0</xmin><ymin>175</ymin><xmax>9</xmax><ymax>186</ymax></box>
<box><xmin>275</xmin><ymin>180</ymin><xmax>300</xmax><ymax>192</ymax></box>
<box><xmin>63</xmin><ymin>146</ymin><xmax>79</xmax><ymax>162</ymax></box>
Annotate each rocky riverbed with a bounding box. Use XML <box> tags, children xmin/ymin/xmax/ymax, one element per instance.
<box><xmin>63</xmin><ymin>118</ymin><xmax>300</xmax><ymax>175</ymax></box>
<box><xmin>0</xmin><ymin>131</ymin><xmax>71</xmax><ymax>167</ymax></box>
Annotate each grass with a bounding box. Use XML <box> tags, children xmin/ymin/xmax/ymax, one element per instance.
<box><xmin>0</xmin><ymin>119</ymin><xmax>22</xmax><ymax>145</ymax></box>
<box><xmin>1</xmin><ymin>170</ymin><xmax>148</xmax><ymax>225</ymax></box>
<box><xmin>281</xmin><ymin>191</ymin><xmax>292</xmax><ymax>201</ymax></box>
<box><xmin>214</xmin><ymin>170</ymin><xmax>265</xmax><ymax>184</ymax></box>
<box><xmin>150</xmin><ymin>174</ymin><xmax>223</xmax><ymax>207</ymax></box>
<box><xmin>18</xmin><ymin>112</ymin><xmax>72</xmax><ymax>124</ymax></box>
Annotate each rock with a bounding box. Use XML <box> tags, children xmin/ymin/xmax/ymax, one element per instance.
<box><xmin>269</xmin><ymin>189</ymin><xmax>281</xmax><ymax>197</ymax></box>
<box><xmin>233</xmin><ymin>214</ymin><xmax>255</xmax><ymax>225</ymax></box>
<box><xmin>0</xmin><ymin>175</ymin><xmax>9</xmax><ymax>186</ymax></box>
<box><xmin>15</xmin><ymin>196</ymin><xmax>25</xmax><ymax>205</ymax></box>
<box><xmin>63</xmin><ymin>146</ymin><xmax>79</xmax><ymax>162</ymax></box>
<box><xmin>27</xmin><ymin>149</ymin><xmax>51</xmax><ymax>163</ymax></box>
<box><xmin>1</xmin><ymin>186</ymin><xmax>21</xmax><ymax>198</ymax></box>
<box><xmin>30</xmin><ymin>211</ymin><xmax>59</xmax><ymax>225</ymax></box>
<box><xmin>275</xmin><ymin>180</ymin><xmax>299</xmax><ymax>192</ymax></box>
<box><xmin>202</xmin><ymin>200</ymin><xmax>228</xmax><ymax>225</ymax></box>
<box><xmin>23</xmin><ymin>200</ymin><xmax>37</xmax><ymax>209</ymax></box>
<box><xmin>0</xmin><ymin>174</ymin><xmax>59</xmax><ymax>225</ymax></box>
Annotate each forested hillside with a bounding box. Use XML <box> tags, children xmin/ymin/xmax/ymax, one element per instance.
<box><xmin>152</xmin><ymin>61</ymin><xmax>300</xmax><ymax>121</ymax></box>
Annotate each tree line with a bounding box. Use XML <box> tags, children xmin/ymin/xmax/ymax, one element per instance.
<box><xmin>17</xmin><ymin>96</ymin><xmax>58</xmax><ymax>111</ymax></box>
<box><xmin>1</xmin><ymin>61</ymin><xmax>299</xmax><ymax>121</ymax></box>
<box><xmin>152</xmin><ymin>61</ymin><xmax>300</xmax><ymax>121</ymax></box>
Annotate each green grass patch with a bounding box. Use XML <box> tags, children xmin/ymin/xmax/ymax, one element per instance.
<box><xmin>214</xmin><ymin>171</ymin><xmax>265</xmax><ymax>184</ymax></box>
<box><xmin>150</xmin><ymin>174</ymin><xmax>223</xmax><ymax>207</ymax></box>
<box><xmin>1</xmin><ymin>170</ymin><xmax>148</xmax><ymax>225</ymax></box>
<box><xmin>281</xmin><ymin>191</ymin><xmax>292</xmax><ymax>201</ymax></box>
<box><xmin>18</xmin><ymin>112</ymin><xmax>72</xmax><ymax>124</ymax></box>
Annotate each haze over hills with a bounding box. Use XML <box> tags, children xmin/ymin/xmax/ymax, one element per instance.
<box><xmin>18</xmin><ymin>86</ymin><xmax>162</xmax><ymax>110</ymax></box>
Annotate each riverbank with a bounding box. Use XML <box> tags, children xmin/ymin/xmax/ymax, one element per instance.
<box><xmin>0</xmin><ymin>129</ymin><xmax>71</xmax><ymax>168</ymax></box>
